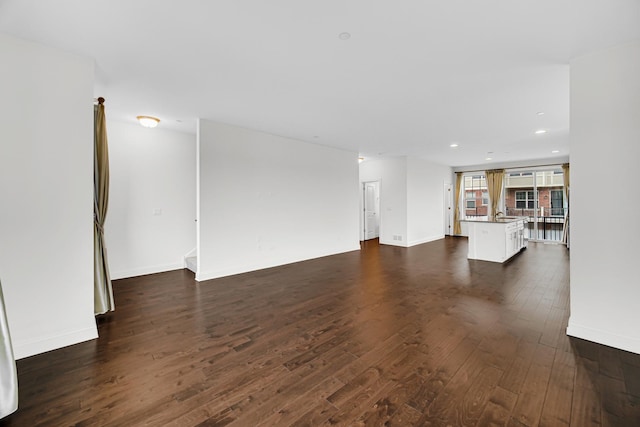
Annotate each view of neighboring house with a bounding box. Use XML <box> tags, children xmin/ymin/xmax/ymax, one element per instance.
<box><xmin>463</xmin><ymin>169</ymin><xmax>567</xmax><ymax>241</ymax></box>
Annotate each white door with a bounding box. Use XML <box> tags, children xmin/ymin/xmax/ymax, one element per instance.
<box><xmin>363</xmin><ymin>182</ymin><xmax>379</xmax><ymax>240</ymax></box>
<box><xmin>444</xmin><ymin>183</ymin><xmax>453</xmax><ymax>235</ymax></box>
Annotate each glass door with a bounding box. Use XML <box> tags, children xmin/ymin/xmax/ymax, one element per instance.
<box><xmin>504</xmin><ymin>168</ymin><xmax>565</xmax><ymax>242</ymax></box>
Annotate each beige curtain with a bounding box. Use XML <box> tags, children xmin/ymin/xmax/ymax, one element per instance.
<box><xmin>485</xmin><ymin>169</ymin><xmax>505</xmax><ymax>218</ymax></box>
<box><xmin>0</xmin><ymin>280</ymin><xmax>18</xmax><ymax>418</ymax></box>
<box><xmin>562</xmin><ymin>163</ymin><xmax>570</xmax><ymax>246</ymax></box>
<box><xmin>453</xmin><ymin>172</ymin><xmax>463</xmax><ymax>235</ymax></box>
<box><xmin>94</xmin><ymin>99</ymin><xmax>114</xmax><ymax>315</ymax></box>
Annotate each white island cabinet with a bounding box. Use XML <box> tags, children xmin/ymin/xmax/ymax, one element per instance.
<box><xmin>462</xmin><ymin>217</ymin><xmax>527</xmax><ymax>263</ymax></box>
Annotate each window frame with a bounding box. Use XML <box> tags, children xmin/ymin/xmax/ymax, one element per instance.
<box><xmin>515</xmin><ymin>190</ymin><xmax>537</xmax><ymax>209</ymax></box>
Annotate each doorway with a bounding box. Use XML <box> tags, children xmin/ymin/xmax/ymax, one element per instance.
<box><xmin>362</xmin><ymin>181</ymin><xmax>380</xmax><ymax>241</ymax></box>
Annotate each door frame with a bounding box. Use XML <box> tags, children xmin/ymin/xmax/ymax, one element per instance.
<box><xmin>444</xmin><ymin>182</ymin><xmax>453</xmax><ymax>236</ymax></box>
<box><xmin>360</xmin><ymin>180</ymin><xmax>381</xmax><ymax>241</ymax></box>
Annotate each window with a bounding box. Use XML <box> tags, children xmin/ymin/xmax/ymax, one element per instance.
<box><xmin>515</xmin><ymin>191</ymin><xmax>537</xmax><ymax>209</ymax></box>
<box><xmin>465</xmin><ymin>191</ymin><xmax>476</xmax><ymax>208</ymax></box>
<box><xmin>463</xmin><ymin>175</ymin><xmax>487</xmax><ymax>217</ymax></box>
<box><xmin>550</xmin><ymin>190</ymin><xmax>564</xmax><ymax>216</ymax></box>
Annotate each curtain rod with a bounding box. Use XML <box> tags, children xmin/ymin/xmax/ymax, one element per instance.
<box><xmin>456</xmin><ymin>162</ymin><xmax>568</xmax><ymax>174</ymax></box>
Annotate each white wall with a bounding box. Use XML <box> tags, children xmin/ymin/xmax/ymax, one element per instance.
<box><xmin>359</xmin><ymin>158</ymin><xmax>408</xmax><ymax>246</ymax></box>
<box><xmin>407</xmin><ymin>158</ymin><xmax>451</xmax><ymax>246</ymax></box>
<box><xmin>0</xmin><ymin>34</ymin><xmax>97</xmax><ymax>359</ymax></box>
<box><xmin>197</xmin><ymin>120</ymin><xmax>360</xmax><ymax>281</ymax></box>
<box><xmin>568</xmin><ymin>41</ymin><xmax>640</xmax><ymax>354</ymax></box>
<box><xmin>105</xmin><ymin>121</ymin><xmax>196</xmax><ymax>279</ymax></box>
<box><xmin>359</xmin><ymin>157</ymin><xmax>450</xmax><ymax>247</ymax></box>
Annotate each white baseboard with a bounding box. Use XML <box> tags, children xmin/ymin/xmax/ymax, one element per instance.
<box><xmin>13</xmin><ymin>326</ymin><xmax>98</xmax><ymax>360</ymax></box>
<box><xmin>110</xmin><ymin>262</ymin><xmax>184</xmax><ymax>280</ymax></box>
<box><xmin>378</xmin><ymin>239</ymin><xmax>407</xmax><ymax>247</ymax></box>
<box><xmin>379</xmin><ymin>235</ymin><xmax>444</xmax><ymax>248</ymax></box>
<box><xmin>196</xmin><ymin>245</ymin><xmax>361</xmax><ymax>282</ymax></box>
<box><xmin>407</xmin><ymin>234</ymin><xmax>444</xmax><ymax>247</ymax></box>
<box><xmin>567</xmin><ymin>320</ymin><xmax>640</xmax><ymax>355</ymax></box>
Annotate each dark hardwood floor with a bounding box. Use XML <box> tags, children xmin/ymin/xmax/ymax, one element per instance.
<box><xmin>2</xmin><ymin>237</ymin><xmax>640</xmax><ymax>426</ymax></box>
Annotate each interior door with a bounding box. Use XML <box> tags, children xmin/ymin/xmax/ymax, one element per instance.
<box><xmin>363</xmin><ymin>182</ymin><xmax>379</xmax><ymax>240</ymax></box>
<box><xmin>444</xmin><ymin>183</ymin><xmax>453</xmax><ymax>235</ymax></box>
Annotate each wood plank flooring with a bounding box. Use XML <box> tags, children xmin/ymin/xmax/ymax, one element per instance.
<box><xmin>2</xmin><ymin>237</ymin><xmax>640</xmax><ymax>426</ymax></box>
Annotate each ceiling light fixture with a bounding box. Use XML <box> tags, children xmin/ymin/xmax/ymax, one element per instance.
<box><xmin>537</xmin><ymin>111</ymin><xmax>545</xmax><ymax>116</ymax></box>
<box><xmin>450</xmin><ymin>143</ymin><xmax>459</xmax><ymax>148</ymax></box>
<box><xmin>485</xmin><ymin>157</ymin><xmax>493</xmax><ymax>161</ymax></box>
<box><xmin>535</xmin><ymin>129</ymin><xmax>547</xmax><ymax>135</ymax></box>
<box><xmin>552</xmin><ymin>150</ymin><xmax>560</xmax><ymax>154</ymax></box>
<box><xmin>358</xmin><ymin>157</ymin><xmax>364</xmax><ymax>163</ymax></box>
<box><xmin>137</xmin><ymin>115</ymin><xmax>160</xmax><ymax>128</ymax></box>
<box><xmin>338</xmin><ymin>32</ymin><xmax>351</xmax><ymax>40</ymax></box>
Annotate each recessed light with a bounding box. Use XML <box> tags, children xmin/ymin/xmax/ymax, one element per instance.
<box><xmin>537</xmin><ymin>111</ymin><xmax>545</xmax><ymax>116</ymax></box>
<box><xmin>552</xmin><ymin>150</ymin><xmax>560</xmax><ymax>154</ymax></box>
<box><xmin>535</xmin><ymin>129</ymin><xmax>547</xmax><ymax>135</ymax></box>
<box><xmin>338</xmin><ymin>32</ymin><xmax>351</xmax><ymax>40</ymax></box>
<box><xmin>485</xmin><ymin>157</ymin><xmax>493</xmax><ymax>161</ymax></box>
<box><xmin>450</xmin><ymin>143</ymin><xmax>459</xmax><ymax>148</ymax></box>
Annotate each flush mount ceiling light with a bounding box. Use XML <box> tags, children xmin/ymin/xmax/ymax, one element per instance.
<box><xmin>535</xmin><ymin>129</ymin><xmax>547</xmax><ymax>135</ymax></box>
<box><xmin>358</xmin><ymin>157</ymin><xmax>365</xmax><ymax>163</ymax></box>
<box><xmin>536</xmin><ymin>111</ymin><xmax>545</xmax><ymax>116</ymax></box>
<box><xmin>552</xmin><ymin>150</ymin><xmax>560</xmax><ymax>153</ymax></box>
<box><xmin>338</xmin><ymin>32</ymin><xmax>351</xmax><ymax>40</ymax></box>
<box><xmin>137</xmin><ymin>115</ymin><xmax>160</xmax><ymax>128</ymax></box>
<box><xmin>450</xmin><ymin>143</ymin><xmax>459</xmax><ymax>148</ymax></box>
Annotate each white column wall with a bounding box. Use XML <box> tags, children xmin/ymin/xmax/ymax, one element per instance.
<box><xmin>0</xmin><ymin>34</ymin><xmax>97</xmax><ymax>358</ymax></box>
<box><xmin>359</xmin><ymin>158</ymin><xmax>408</xmax><ymax>246</ymax></box>
<box><xmin>360</xmin><ymin>157</ymin><xmax>450</xmax><ymax>247</ymax></box>
<box><xmin>105</xmin><ymin>121</ymin><xmax>196</xmax><ymax>279</ymax></box>
<box><xmin>568</xmin><ymin>41</ymin><xmax>640</xmax><ymax>354</ymax></box>
<box><xmin>406</xmin><ymin>158</ymin><xmax>451</xmax><ymax>246</ymax></box>
<box><xmin>197</xmin><ymin>120</ymin><xmax>360</xmax><ymax>281</ymax></box>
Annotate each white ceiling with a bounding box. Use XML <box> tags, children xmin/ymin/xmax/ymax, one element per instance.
<box><xmin>1</xmin><ymin>0</ymin><xmax>639</xmax><ymax>167</ymax></box>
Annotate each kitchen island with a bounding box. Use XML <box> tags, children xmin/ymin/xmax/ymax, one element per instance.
<box><xmin>461</xmin><ymin>217</ymin><xmax>527</xmax><ymax>263</ymax></box>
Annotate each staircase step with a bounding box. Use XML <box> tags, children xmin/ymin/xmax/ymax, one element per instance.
<box><xmin>185</xmin><ymin>256</ymin><xmax>197</xmax><ymax>273</ymax></box>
